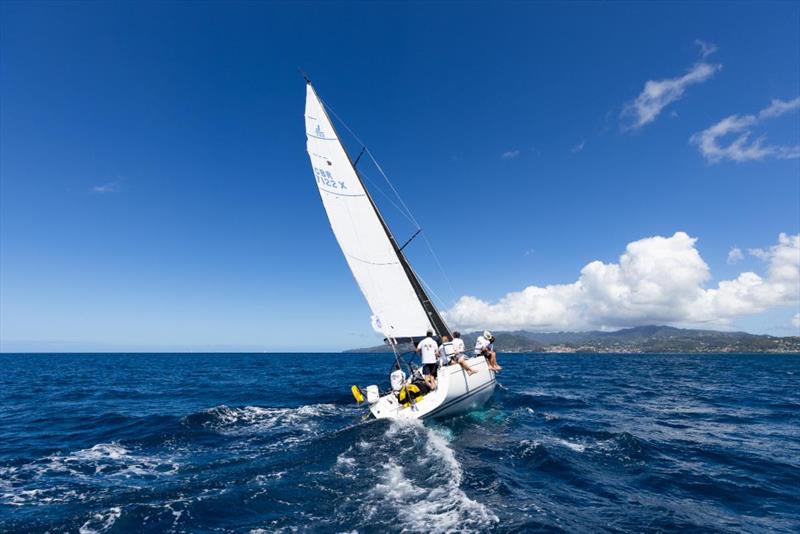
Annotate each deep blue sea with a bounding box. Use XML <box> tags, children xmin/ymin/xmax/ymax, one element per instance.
<box><xmin>1</xmin><ymin>353</ymin><xmax>799</xmax><ymax>533</ymax></box>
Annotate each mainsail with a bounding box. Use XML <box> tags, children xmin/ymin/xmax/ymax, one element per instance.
<box><xmin>304</xmin><ymin>82</ymin><xmax>450</xmax><ymax>342</ymax></box>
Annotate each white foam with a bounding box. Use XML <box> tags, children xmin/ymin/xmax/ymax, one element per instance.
<box><xmin>0</xmin><ymin>483</ymin><xmax>83</xmax><ymax>507</ymax></box>
<box><xmin>522</xmin><ymin>387</ymin><xmax>582</xmax><ymax>400</ymax></box>
<box><xmin>164</xmin><ymin>501</ymin><xmax>184</xmax><ymax>525</ymax></box>
<box><xmin>370</xmin><ymin>421</ymin><xmax>499</xmax><ymax>532</ymax></box>
<box><xmin>78</xmin><ymin>506</ymin><xmax>122</xmax><ymax>534</ymax></box>
<box><xmin>0</xmin><ymin>442</ymin><xmax>180</xmax><ymax>506</ymax></box>
<box><xmin>325</xmin><ymin>417</ymin><xmax>498</xmax><ymax>531</ymax></box>
<box><xmin>518</xmin><ymin>439</ymin><xmax>542</xmax><ymax>457</ymax></box>
<box><xmin>335</xmin><ymin>453</ymin><xmax>357</xmax><ymax>478</ymax></box>
<box><xmin>195</xmin><ymin>404</ymin><xmax>341</xmax><ymax>441</ymax></box>
<box><xmin>254</xmin><ymin>470</ymin><xmax>287</xmax><ymax>483</ymax></box>
<box><xmin>59</xmin><ymin>442</ymin><xmax>180</xmax><ymax>478</ymax></box>
<box><xmin>554</xmin><ymin>438</ymin><xmax>586</xmax><ymax>453</ymax></box>
<box><xmin>76</xmin><ymin>443</ymin><xmax>130</xmax><ymax>462</ymax></box>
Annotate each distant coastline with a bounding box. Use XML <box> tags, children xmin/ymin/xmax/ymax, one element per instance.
<box><xmin>345</xmin><ymin>325</ymin><xmax>800</xmax><ymax>354</ymax></box>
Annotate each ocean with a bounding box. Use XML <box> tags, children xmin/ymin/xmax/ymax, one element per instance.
<box><xmin>0</xmin><ymin>353</ymin><xmax>798</xmax><ymax>533</ymax></box>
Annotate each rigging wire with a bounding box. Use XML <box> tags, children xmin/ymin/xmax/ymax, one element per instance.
<box><xmin>320</xmin><ymin>98</ymin><xmax>419</xmax><ymax>228</ymax></box>
<box><xmin>367</xmin><ymin>146</ymin><xmax>459</xmax><ymax>307</ymax></box>
<box><xmin>415</xmin><ymin>270</ymin><xmax>453</xmax><ymax>321</ymax></box>
<box><xmin>364</xmin><ymin>148</ymin><xmax>420</xmax><ymax>228</ymax></box>
<box><xmin>366</xmin><ymin>146</ymin><xmax>460</xmax><ymax>307</ymax></box>
<box><xmin>419</xmin><ymin>231</ymin><xmax>458</xmax><ymax>308</ymax></box>
<box><xmin>357</xmin><ymin>169</ymin><xmax>418</xmax><ymax>229</ymax></box>
<box><xmin>320</xmin><ymin>96</ymin><xmax>460</xmax><ymax>307</ymax></box>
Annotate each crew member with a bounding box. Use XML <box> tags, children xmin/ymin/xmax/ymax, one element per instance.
<box><xmin>475</xmin><ymin>330</ymin><xmax>501</xmax><ymax>371</ymax></box>
<box><xmin>416</xmin><ymin>329</ymin><xmax>439</xmax><ymax>390</ymax></box>
<box><xmin>439</xmin><ymin>335</ymin><xmax>454</xmax><ymax>367</ymax></box>
<box><xmin>451</xmin><ymin>331</ymin><xmax>476</xmax><ymax>375</ymax></box>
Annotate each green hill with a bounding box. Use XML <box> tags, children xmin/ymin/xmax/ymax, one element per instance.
<box><xmin>344</xmin><ymin>325</ymin><xmax>800</xmax><ymax>353</ymax></box>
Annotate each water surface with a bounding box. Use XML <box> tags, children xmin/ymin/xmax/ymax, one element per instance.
<box><xmin>1</xmin><ymin>353</ymin><xmax>798</xmax><ymax>532</ymax></box>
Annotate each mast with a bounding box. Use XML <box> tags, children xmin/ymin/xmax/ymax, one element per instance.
<box><xmin>310</xmin><ymin>81</ymin><xmax>452</xmax><ymax>341</ymax></box>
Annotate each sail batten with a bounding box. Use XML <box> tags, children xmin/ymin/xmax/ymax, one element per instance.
<box><xmin>304</xmin><ymin>83</ymin><xmax>450</xmax><ymax>340</ymax></box>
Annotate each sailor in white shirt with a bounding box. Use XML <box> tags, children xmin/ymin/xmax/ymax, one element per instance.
<box><xmin>438</xmin><ymin>335</ymin><xmax>454</xmax><ymax>367</ymax></box>
<box><xmin>475</xmin><ymin>330</ymin><xmax>501</xmax><ymax>371</ymax></box>
<box><xmin>450</xmin><ymin>331</ymin><xmax>476</xmax><ymax>375</ymax></box>
<box><xmin>416</xmin><ymin>329</ymin><xmax>439</xmax><ymax>390</ymax></box>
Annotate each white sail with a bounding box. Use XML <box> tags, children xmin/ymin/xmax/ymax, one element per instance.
<box><xmin>304</xmin><ymin>83</ymin><xmax>435</xmax><ymax>340</ymax></box>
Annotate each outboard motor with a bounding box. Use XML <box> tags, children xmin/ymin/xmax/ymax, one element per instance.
<box><xmin>365</xmin><ymin>385</ymin><xmax>380</xmax><ymax>404</ymax></box>
<box><xmin>390</xmin><ymin>369</ymin><xmax>406</xmax><ymax>392</ymax></box>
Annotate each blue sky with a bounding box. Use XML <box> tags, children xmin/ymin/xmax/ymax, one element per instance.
<box><xmin>1</xmin><ymin>2</ymin><xmax>798</xmax><ymax>351</ymax></box>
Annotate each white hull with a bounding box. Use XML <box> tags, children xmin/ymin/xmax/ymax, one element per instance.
<box><xmin>369</xmin><ymin>356</ymin><xmax>496</xmax><ymax>420</ymax></box>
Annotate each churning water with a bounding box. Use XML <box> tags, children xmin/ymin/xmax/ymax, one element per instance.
<box><xmin>1</xmin><ymin>353</ymin><xmax>798</xmax><ymax>532</ymax></box>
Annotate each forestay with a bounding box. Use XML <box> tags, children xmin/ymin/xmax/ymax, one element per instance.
<box><xmin>304</xmin><ymin>83</ymin><xmax>438</xmax><ymax>340</ymax></box>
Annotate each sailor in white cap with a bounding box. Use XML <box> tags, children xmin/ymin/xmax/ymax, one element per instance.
<box><xmin>474</xmin><ymin>330</ymin><xmax>501</xmax><ymax>371</ymax></box>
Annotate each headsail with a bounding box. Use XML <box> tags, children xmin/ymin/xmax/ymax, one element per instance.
<box><xmin>304</xmin><ymin>82</ymin><xmax>450</xmax><ymax>342</ymax></box>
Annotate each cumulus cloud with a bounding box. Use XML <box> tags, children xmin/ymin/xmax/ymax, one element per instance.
<box><xmin>690</xmin><ymin>97</ymin><xmax>800</xmax><ymax>163</ymax></box>
<box><xmin>748</xmin><ymin>246</ymin><xmax>771</xmax><ymax>261</ymax></box>
<box><xmin>792</xmin><ymin>313</ymin><xmax>800</xmax><ymax>330</ymax></box>
<box><xmin>446</xmin><ymin>232</ymin><xmax>800</xmax><ymax>332</ymax></box>
<box><xmin>622</xmin><ymin>46</ymin><xmax>721</xmax><ymax>130</ymax></box>
<box><xmin>501</xmin><ymin>150</ymin><xmax>521</xmax><ymax>160</ymax></box>
<box><xmin>727</xmin><ymin>247</ymin><xmax>744</xmax><ymax>265</ymax></box>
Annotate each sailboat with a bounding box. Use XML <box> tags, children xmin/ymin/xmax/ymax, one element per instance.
<box><xmin>304</xmin><ymin>80</ymin><xmax>496</xmax><ymax>419</ymax></box>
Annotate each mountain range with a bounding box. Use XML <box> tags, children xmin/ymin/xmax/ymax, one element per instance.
<box><xmin>345</xmin><ymin>325</ymin><xmax>800</xmax><ymax>353</ymax></box>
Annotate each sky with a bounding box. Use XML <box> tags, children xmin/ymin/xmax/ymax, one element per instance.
<box><xmin>1</xmin><ymin>2</ymin><xmax>798</xmax><ymax>352</ymax></box>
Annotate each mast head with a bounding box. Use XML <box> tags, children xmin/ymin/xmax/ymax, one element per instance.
<box><xmin>298</xmin><ymin>67</ymin><xmax>312</xmax><ymax>85</ymax></box>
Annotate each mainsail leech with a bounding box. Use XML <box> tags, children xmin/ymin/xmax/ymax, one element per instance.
<box><xmin>304</xmin><ymin>82</ymin><xmax>451</xmax><ymax>342</ymax></box>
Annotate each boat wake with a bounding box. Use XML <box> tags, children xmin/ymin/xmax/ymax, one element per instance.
<box><xmin>331</xmin><ymin>419</ymin><xmax>498</xmax><ymax>533</ymax></box>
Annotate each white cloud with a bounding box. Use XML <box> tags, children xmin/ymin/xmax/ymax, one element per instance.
<box><xmin>571</xmin><ymin>140</ymin><xmax>585</xmax><ymax>153</ymax></box>
<box><xmin>91</xmin><ymin>181</ymin><xmax>121</xmax><ymax>193</ymax></box>
<box><xmin>727</xmin><ymin>247</ymin><xmax>744</xmax><ymax>264</ymax></box>
<box><xmin>501</xmin><ymin>150</ymin><xmax>520</xmax><ymax>160</ymax></box>
<box><xmin>695</xmin><ymin>39</ymin><xmax>718</xmax><ymax>59</ymax></box>
<box><xmin>791</xmin><ymin>313</ymin><xmax>800</xmax><ymax>330</ymax></box>
<box><xmin>690</xmin><ymin>97</ymin><xmax>800</xmax><ymax>163</ymax></box>
<box><xmin>748</xmin><ymin>247</ymin><xmax>770</xmax><ymax>261</ymax></box>
<box><xmin>622</xmin><ymin>51</ymin><xmax>721</xmax><ymax>130</ymax></box>
<box><xmin>446</xmin><ymin>232</ymin><xmax>800</xmax><ymax>332</ymax></box>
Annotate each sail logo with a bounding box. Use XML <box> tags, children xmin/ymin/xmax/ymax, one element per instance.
<box><xmin>315</xmin><ymin>125</ymin><xmax>325</xmax><ymax>138</ymax></box>
<box><xmin>314</xmin><ymin>167</ymin><xmax>347</xmax><ymax>190</ymax></box>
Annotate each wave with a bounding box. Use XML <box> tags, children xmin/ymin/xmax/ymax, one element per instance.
<box><xmin>0</xmin><ymin>442</ymin><xmax>181</xmax><ymax>507</ymax></box>
<box><xmin>78</xmin><ymin>506</ymin><xmax>122</xmax><ymax>534</ymax></box>
<box><xmin>182</xmin><ymin>403</ymin><xmax>342</xmax><ymax>435</ymax></box>
<box><xmin>552</xmin><ymin>437</ymin><xmax>586</xmax><ymax>453</ymax></box>
<box><xmin>384</xmin><ymin>420</ymin><xmax>498</xmax><ymax>532</ymax></box>
<box><xmin>501</xmin><ymin>387</ymin><xmax>590</xmax><ymax>410</ymax></box>
<box><xmin>329</xmin><ymin>419</ymin><xmax>499</xmax><ymax>533</ymax></box>
<box><xmin>49</xmin><ymin>442</ymin><xmax>181</xmax><ymax>478</ymax></box>
<box><xmin>4</xmin><ymin>353</ymin><xmax>799</xmax><ymax>532</ymax></box>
